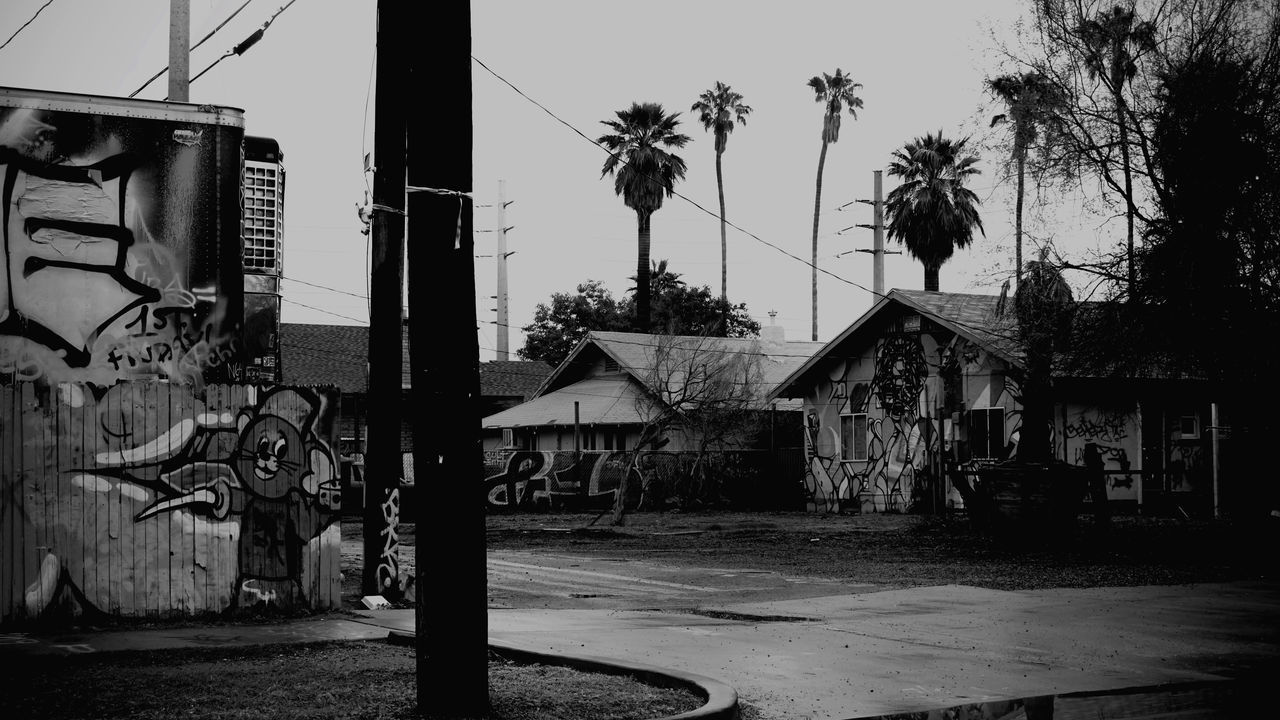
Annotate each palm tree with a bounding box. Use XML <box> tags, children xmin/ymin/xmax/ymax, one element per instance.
<box><xmin>1013</xmin><ymin>247</ymin><xmax>1074</xmax><ymax>465</ymax></box>
<box><xmin>806</xmin><ymin>68</ymin><xmax>863</xmax><ymax>341</ymax></box>
<box><xmin>691</xmin><ymin>82</ymin><xmax>752</xmax><ymax>303</ymax></box>
<box><xmin>628</xmin><ymin>258</ymin><xmax>686</xmax><ymax>297</ymax></box>
<box><xmin>598</xmin><ymin>102</ymin><xmax>691</xmax><ymax>332</ymax></box>
<box><xmin>884</xmin><ymin>131</ymin><xmax>984</xmax><ymax>292</ymax></box>
<box><xmin>1075</xmin><ymin>4</ymin><xmax>1157</xmax><ymax>291</ymax></box>
<box><xmin>987</xmin><ymin>72</ymin><xmax>1065</xmax><ymax>287</ymax></box>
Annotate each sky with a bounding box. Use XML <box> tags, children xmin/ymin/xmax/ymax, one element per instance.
<box><xmin>0</xmin><ymin>0</ymin><xmax>1118</xmax><ymax>360</ymax></box>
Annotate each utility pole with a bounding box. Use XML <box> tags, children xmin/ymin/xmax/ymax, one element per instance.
<box><xmin>406</xmin><ymin>1</ymin><xmax>488</xmax><ymax>716</ymax></box>
<box><xmin>362</xmin><ymin>0</ymin><xmax>406</xmax><ymax>601</ymax></box>
<box><xmin>496</xmin><ymin>180</ymin><xmax>514</xmax><ymax>360</ymax></box>
<box><xmin>168</xmin><ymin>0</ymin><xmax>190</xmax><ymax>101</ymax></box>
<box><xmin>854</xmin><ymin>170</ymin><xmax>898</xmax><ymax>298</ymax></box>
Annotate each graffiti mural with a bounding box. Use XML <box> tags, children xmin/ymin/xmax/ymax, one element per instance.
<box><xmin>0</xmin><ymin>382</ymin><xmax>341</xmax><ymax>624</ymax></box>
<box><xmin>1059</xmin><ymin>406</ymin><xmax>1139</xmax><ymax>500</ymax></box>
<box><xmin>0</xmin><ymin>95</ymin><xmax>246</xmax><ymax>385</ymax></box>
<box><xmin>483</xmin><ymin>450</ymin><xmax>628</xmax><ymax>510</ymax></box>
<box><xmin>801</xmin><ymin>334</ymin><xmax>942</xmax><ymax>513</ymax></box>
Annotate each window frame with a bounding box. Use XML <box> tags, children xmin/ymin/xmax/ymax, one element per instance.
<box><xmin>840</xmin><ymin>412</ymin><xmax>869</xmax><ymax>462</ymax></box>
<box><xmin>1179</xmin><ymin>413</ymin><xmax>1200</xmax><ymax>440</ymax></box>
<box><xmin>968</xmin><ymin>406</ymin><xmax>1006</xmax><ymax>460</ymax></box>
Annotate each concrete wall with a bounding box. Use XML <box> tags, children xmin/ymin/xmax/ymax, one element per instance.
<box><xmin>0</xmin><ymin>382</ymin><xmax>342</xmax><ymax>625</ymax></box>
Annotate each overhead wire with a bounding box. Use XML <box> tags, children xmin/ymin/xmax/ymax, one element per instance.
<box><xmin>469</xmin><ymin>54</ymin><xmax>1026</xmax><ymax>350</ymax></box>
<box><xmin>129</xmin><ymin>0</ymin><xmax>257</xmax><ymax>97</ymax></box>
<box><xmin>181</xmin><ymin>0</ymin><xmax>300</xmax><ymax>94</ymax></box>
<box><xmin>0</xmin><ymin>0</ymin><xmax>53</xmax><ymax>53</ymax></box>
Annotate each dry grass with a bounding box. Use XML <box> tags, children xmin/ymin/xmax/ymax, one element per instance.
<box><xmin>5</xmin><ymin>639</ymin><xmax>704</xmax><ymax>720</ymax></box>
<box><xmin>481</xmin><ymin>510</ymin><xmax>1279</xmax><ymax>591</ymax></box>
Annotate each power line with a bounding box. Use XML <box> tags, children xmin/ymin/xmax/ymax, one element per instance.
<box><xmin>182</xmin><ymin>0</ymin><xmax>300</xmax><ymax>93</ymax></box>
<box><xmin>0</xmin><ymin>0</ymin><xmax>53</xmax><ymax>52</ymax></box>
<box><xmin>283</xmin><ymin>275</ymin><xmax>368</xmax><ymax>300</ymax></box>
<box><xmin>471</xmin><ymin>54</ymin><xmax>1027</xmax><ymax>350</ymax></box>
<box><xmin>282</xmin><ymin>298</ymin><xmax>367</xmax><ymax>324</ymax></box>
<box><xmin>129</xmin><ymin>0</ymin><xmax>257</xmax><ymax>97</ymax></box>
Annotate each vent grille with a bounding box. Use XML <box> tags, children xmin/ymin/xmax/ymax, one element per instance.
<box><xmin>243</xmin><ymin>160</ymin><xmax>283</xmax><ymax>272</ymax></box>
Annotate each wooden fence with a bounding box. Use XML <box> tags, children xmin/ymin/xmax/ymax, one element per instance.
<box><xmin>1</xmin><ymin>382</ymin><xmax>342</xmax><ymax>626</ymax></box>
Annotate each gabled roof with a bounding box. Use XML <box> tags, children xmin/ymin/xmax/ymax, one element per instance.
<box><xmin>478</xmin><ymin>360</ymin><xmax>555</xmax><ymax>399</ymax></box>
<box><xmin>770</xmin><ymin>289</ymin><xmax>1022</xmax><ymax>399</ymax></box>
<box><xmin>280</xmin><ymin>324</ymin><xmax>369</xmax><ymax>391</ymax></box>
<box><xmin>536</xmin><ymin>331</ymin><xmax>825</xmax><ymax>406</ymax></box>
<box><xmin>482</xmin><ymin>375</ymin><xmax>649</xmax><ymax>427</ymax></box>
<box><xmin>484</xmin><ymin>331</ymin><xmax>823</xmax><ymax>428</ymax></box>
<box><xmin>282</xmin><ymin>323</ymin><xmax>555</xmax><ymax>396</ymax></box>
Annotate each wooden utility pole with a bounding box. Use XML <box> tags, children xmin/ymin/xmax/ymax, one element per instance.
<box><xmin>496</xmin><ymin>180</ymin><xmax>512</xmax><ymax>360</ymax></box>
<box><xmin>363</xmin><ymin>0</ymin><xmax>407</xmax><ymax>599</ymax></box>
<box><xmin>406</xmin><ymin>1</ymin><xmax>488</xmax><ymax>715</ymax></box>
<box><xmin>855</xmin><ymin>170</ymin><xmax>897</xmax><ymax>298</ymax></box>
<box><xmin>168</xmin><ymin>0</ymin><xmax>190</xmax><ymax>101</ymax></box>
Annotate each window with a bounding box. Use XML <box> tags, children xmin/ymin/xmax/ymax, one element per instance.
<box><xmin>840</xmin><ymin>413</ymin><xmax>869</xmax><ymax>461</ymax></box>
<box><xmin>501</xmin><ymin>428</ymin><xmax>516</xmax><ymax>449</ymax></box>
<box><xmin>1179</xmin><ymin>413</ymin><xmax>1199</xmax><ymax>439</ymax></box>
<box><xmin>968</xmin><ymin>407</ymin><xmax>1006</xmax><ymax>459</ymax></box>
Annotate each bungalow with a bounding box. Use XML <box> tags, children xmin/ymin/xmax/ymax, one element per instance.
<box><xmin>769</xmin><ymin>289</ymin><xmax>1225</xmax><ymax>517</ymax></box>
<box><xmin>482</xmin><ymin>328</ymin><xmax>823</xmax><ymax>453</ymax></box>
<box><xmin>479</xmin><ymin>328</ymin><xmax>822</xmax><ymax>511</ymax></box>
<box><xmin>280</xmin><ymin>322</ymin><xmax>552</xmax><ymax>510</ymax></box>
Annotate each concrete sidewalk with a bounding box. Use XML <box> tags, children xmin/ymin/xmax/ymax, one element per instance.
<box><xmin>4</xmin><ymin>580</ymin><xmax>1277</xmax><ymax>719</ymax></box>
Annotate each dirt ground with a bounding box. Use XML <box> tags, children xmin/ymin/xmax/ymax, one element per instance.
<box><xmin>339</xmin><ymin>510</ymin><xmax>1277</xmax><ymax>607</ymax></box>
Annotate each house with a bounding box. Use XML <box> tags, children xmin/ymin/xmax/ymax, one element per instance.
<box><xmin>478</xmin><ymin>328</ymin><xmax>822</xmax><ymax>511</ymax></box>
<box><xmin>481</xmin><ymin>328</ymin><xmax>824</xmax><ymax>454</ymax></box>
<box><xmin>769</xmin><ymin>289</ymin><xmax>1224</xmax><ymax>517</ymax></box>
<box><xmin>280</xmin><ymin>323</ymin><xmax>553</xmax><ymax>509</ymax></box>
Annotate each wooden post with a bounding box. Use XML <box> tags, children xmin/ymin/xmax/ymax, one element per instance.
<box><xmin>406</xmin><ymin>0</ymin><xmax>487</xmax><ymax>715</ymax></box>
<box><xmin>363</xmin><ymin>0</ymin><xmax>407</xmax><ymax>598</ymax></box>
<box><xmin>167</xmin><ymin>0</ymin><xmax>190</xmax><ymax>102</ymax></box>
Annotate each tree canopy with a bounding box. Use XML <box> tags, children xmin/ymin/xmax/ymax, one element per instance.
<box><xmin>518</xmin><ymin>265</ymin><xmax>761</xmax><ymax>366</ymax></box>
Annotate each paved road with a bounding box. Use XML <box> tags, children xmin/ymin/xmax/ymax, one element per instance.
<box><xmin>486</xmin><ymin>550</ymin><xmax>878</xmax><ymax>610</ymax></box>
<box><xmin>474</xmin><ymin>550</ymin><xmax>1280</xmax><ymax>718</ymax></box>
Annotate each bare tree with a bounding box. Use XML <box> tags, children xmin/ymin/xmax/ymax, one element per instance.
<box><xmin>609</xmin><ymin>335</ymin><xmax>764</xmax><ymax>525</ymax></box>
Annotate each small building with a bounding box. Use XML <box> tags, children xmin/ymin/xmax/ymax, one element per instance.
<box><xmin>770</xmin><ymin>289</ymin><xmax>1224</xmax><ymax>516</ymax></box>
<box><xmin>482</xmin><ymin>328</ymin><xmax>823</xmax><ymax>453</ymax></box>
<box><xmin>280</xmin><ymin>323</ymin><xmax>552</xmax><ymax>510</ymax></box>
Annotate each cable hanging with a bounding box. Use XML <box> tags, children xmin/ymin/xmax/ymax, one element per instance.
<box><xmin>129</xmin><ymin>0</ymin><xmax>257</xmax><ymax>97</ymax></box>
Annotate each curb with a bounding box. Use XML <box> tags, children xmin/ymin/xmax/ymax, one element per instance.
<box><xmin>388</xmin><ymin>630</ymin><xmax>739</xmax><ymax>720</ymax></box>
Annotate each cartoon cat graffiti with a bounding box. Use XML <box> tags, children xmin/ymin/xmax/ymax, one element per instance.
<box><xmin>132</xmin><ymin>387</ymin><xmax>342</xmax><ymax>608</ymax></box>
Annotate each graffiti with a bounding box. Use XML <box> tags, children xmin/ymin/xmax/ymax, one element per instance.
<box><xmin>799</xmin><ymin>333</ymin><xmax>940</xmax><ymax>513</ymax></box>
<box><xmin>1072</xmin><ymin>443</ymin><xmax>1134</xmax><ymax>491</ymax></box>
<box><xmin>1</xmin><ymin>382</ymin><xmax>342</xmax><ymax>624</ymax></box>
<box><xmin>124</xmin><ymin>387</ymin><xmax>341</xmax><ymax>608</ymax></box>
<box><xmin>376</xmin><ymin>487</ymin><xmax>403</xmax><ymax>593</ymax></box>
<box><xmin>483</xmin><ymin>450</ymin><xmax>626</xmax><ymax>510</ymax></box>
<box><xmin>1064</xmin><ymin>410</ymin><xmax>1130</xmax><ymax>443</ymax></box>
<box><xmin>0</xmin><ymin>100</ymin><xmax>246</xmax><ymax>385</ymax></box>
<box><xmin>871</xmin><ymin>333</ymin><xmax>927</xmax><ymax>419</ymax></box>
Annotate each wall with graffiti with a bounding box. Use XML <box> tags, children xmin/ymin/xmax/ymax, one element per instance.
<box><xmin>800</xmin><ymin>331</ymin><xmax>1023</xmax><ymax>514</ymax></box>
<box><xmin>482</xmin><ymin>449</ymin><xmax>803</xmax><ymax>511</ymax></box>
<box><xmin>483</xmin><ymin>450</ymin><xmax>631</xmax><ymax>510</ymax></box>
<box><xmin>1056</xmin><ymin>402</ymin><xmax>1141</xmax><ymax>502</ymax></box>
<box><xmin>1</xmin><ymin>92</ymin><xmax>248</xmax><ymax>385</ymax></box>
<box><xmin>0</xmin><ymin>382</ymin><xmax>341</xmax><ymax>625</ymax></box>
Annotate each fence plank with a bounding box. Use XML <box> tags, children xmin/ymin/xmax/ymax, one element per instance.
<box><xmin>1</xmin><ymin>386</ymin><xmax>18</xmax><ymax>620</ymax></box>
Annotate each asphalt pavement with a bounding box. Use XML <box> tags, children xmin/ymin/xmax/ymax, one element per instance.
<box><xmin>4</xmin><ymin>578</ymin><xmax>1276</xmax><ymax>720</ymax></box>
